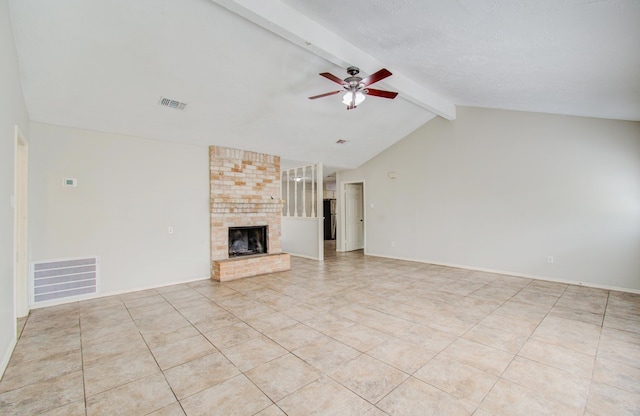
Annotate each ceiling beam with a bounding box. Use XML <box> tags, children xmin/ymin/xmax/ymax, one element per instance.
<box><xmin>209</xmin><ymin>0</ymin><xmax>456</xmax><ymax>120</ymax></box>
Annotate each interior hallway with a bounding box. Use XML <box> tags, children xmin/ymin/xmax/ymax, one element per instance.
<box><xmin>1</xmin><ymin>247</ymin><xmax>639</xmax><ymax>415</ymax></box>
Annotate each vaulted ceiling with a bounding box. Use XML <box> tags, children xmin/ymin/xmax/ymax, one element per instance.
<box><xmin>9</xmin><ymin>0</ymin><xmax>640</xmax><ymax>171</ymax></box>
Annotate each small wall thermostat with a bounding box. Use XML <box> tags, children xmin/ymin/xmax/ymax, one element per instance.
<box><xmin>63</xmin><ymin>178</ymin><xmax>77</xmax><ymax>187</ymax></box>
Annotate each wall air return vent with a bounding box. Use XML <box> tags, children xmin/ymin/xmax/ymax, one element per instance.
<box><xmin>31</xmin><ymin>257</ymin><xmax>99</xmax><ymax>304</ymax></box>
<box><xmin>158</xmin><ymin>96</ymin><xmax>187</xmax><ymax>110</ymax></box>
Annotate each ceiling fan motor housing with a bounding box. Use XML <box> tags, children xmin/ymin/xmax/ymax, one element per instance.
<box><xmin>344</xmin><ymin>67</ymin><xmax>364</xmax><ymax>91</ymax></box>
<box><xmin>346</xmin><ymin>66</ymin><xmax>360</xmax><ymax>76</ymax></box>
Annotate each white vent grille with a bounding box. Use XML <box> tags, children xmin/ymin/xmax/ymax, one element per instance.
<box><xmin>31</xmin><ymin>257</ymin><xmax>99</xmax><ymax>303</ymax></box>
<box><xmin>158</xmin><ymin>96</ymin><xmax>187</xmax><ymax>110</ymax></box>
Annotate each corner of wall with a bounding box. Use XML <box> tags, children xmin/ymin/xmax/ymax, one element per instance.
<box><xmin>0</xmin><ymin>336</ymin><xmax>17</xmax><ymax>378</ymax></box>
<box><xmin>1</xmin><ymin>0</ymin><xmax>30</xmax><ymax>380</ymax></box>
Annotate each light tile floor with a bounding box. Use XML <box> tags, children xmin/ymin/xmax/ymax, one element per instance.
<box><xmin>1</xmin><ymin>246</ymin><xmax>640</xmax><ymax>415</ymax></box>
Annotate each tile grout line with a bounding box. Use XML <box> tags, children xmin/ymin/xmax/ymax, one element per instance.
<box><xmin>78</xmin><ymin>311</ymin><xmax>89</xmax><ymax>416</ymax></box>
<box><xmin>122</xmin><ymin>293</ymin><xmax>188</xmax><ymax>415</ymax></box>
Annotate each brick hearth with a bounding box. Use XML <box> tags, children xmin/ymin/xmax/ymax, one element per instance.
<box><xmin>209</xmin><ymin>146</ymin><xmax>290</xmax><ymax>281</ymax></box>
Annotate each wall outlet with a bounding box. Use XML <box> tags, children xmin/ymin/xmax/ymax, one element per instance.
<box><xmin>547</xmin><ymin>256</ymin><xmax>554</xmax><ymax>264</ymax></box>
<box><xmin>391</xmin><ymin>241</ymin><xmax>396</xmax><ymax>247</ymax></box>
<box><xmin>168</xmin><ymin>226</ymin><xmax>174</xmax><ymax>234</ymax></box>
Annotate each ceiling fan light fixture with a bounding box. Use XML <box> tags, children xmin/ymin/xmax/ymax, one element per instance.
<box><xmin>342</xmin><ymin>90</ymin><xmax>366</xmax><ymax>106</ymax></box>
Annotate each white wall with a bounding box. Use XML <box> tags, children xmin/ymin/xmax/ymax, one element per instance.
<box><xmin>1</xmin><ymin>0</ymin><xmax>30</xmax><ymax>375</ymax></box>
<box><xmin>282</xmin><ymin>217</ymin><xmax>323</xmax><ymax>260</ymax></box>
<box><xmin>338</xmin><ymin>107</ymin><xmax>640</xmax><ymax>291</ymax></box>
<box><xmin>29</xmin><ymin>122</ymin><xmax>210</xmax><ymax>299</ymax></box>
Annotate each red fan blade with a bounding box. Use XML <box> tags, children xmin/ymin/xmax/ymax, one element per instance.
<box><xmin>320</xmin><ymin>72</ymin><xmax>347</xmax><ymax>86</ymax></box>
<box><xmin>366</xmin><ymin>88</ymin><xmax>398</xmax><ymax>99</ymax></box>
<box><xmin>361</xmin><ymin>68</ymin><xmax>392</xmax><ymax>86</ymax></box>
<box><xmin>308</xmin><ymin>91</ymin><xmax>342</xmax><ymax>100</ymax></box>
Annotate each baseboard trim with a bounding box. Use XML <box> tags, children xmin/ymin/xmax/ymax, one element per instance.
<box><xmin>364</xmin><ymin>251</ymin><xmax>640</xmax><ymax>295</ymax></box>
<box><xmin>29</xmin><ymin>275</ymin><xmax>210</xmax><ymax>310</ymax></box>
<box><xmin>0</xmin><ymin>336</ymin><xmax>17</xmax><ymax>379</ymax></box>
<box><xmin>289</xmin><ymin>252</ymin><xmax>322</xmax><ymax>261</ymax></box>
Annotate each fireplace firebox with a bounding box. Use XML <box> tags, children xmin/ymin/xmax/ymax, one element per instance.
<box><xmin>228</xmin><ymin>226</ymin><xmax>268</xmax><ymax>257</ymax></box>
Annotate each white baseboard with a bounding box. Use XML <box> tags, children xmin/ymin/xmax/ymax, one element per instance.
<box><xmin>29</xmin><ymin>275</ymin><xmax>210</xmax><ymax>310</ymax></box>
<box><xmin>364</xmin><ymin>251</ymin><xmax>640</xmax><ymax>295</ymax></box>
<box><xmin>0</xmin><ymin>336</ymin><xmax>17</xmax><ymax>379</ymax></box>
<box><xmin>289</xmin><ymin>252</ymin><xmax>322</xmax><ymax>261</ymax></box>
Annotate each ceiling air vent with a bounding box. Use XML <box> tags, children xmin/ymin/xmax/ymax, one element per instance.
<box><xmin>159</xmin><ymin>96</ymin><xmax>187</xmax><ymax>110</ymax></box>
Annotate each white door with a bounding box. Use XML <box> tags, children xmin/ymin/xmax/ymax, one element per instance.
<box><xmin>345</xmin><ymin>183</ymin><xmax>364</xmax><ymax>251</ymax></box>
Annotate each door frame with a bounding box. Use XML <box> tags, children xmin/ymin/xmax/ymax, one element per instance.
<box><xmin>340</xmin><ymin>180</ymin><xmax>365</xmax><ymax>252</ymax></box>
<box><xmin>14</xmin><ymin>126</ymin><xmax>29</xmax><ymax>318</ymax></box>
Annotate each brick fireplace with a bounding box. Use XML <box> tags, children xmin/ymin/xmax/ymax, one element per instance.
<box><xmin>209</xmin><ymin>146</ymin><xmax>290</xmax><ymax>281</ymax></box>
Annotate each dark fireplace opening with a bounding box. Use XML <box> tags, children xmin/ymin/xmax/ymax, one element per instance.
<box><xmin>228</xmin><ymin>226</ymin><xmax>268</xmax><ymax>257</ymax></box>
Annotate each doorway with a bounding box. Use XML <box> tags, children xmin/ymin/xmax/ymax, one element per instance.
<box><xmin>323</xmin><ymin>199</ymin><xmax>336</xmax><ymax>240</ymax></box>
<box><xmin>14</xmin><ymin>127</ymin><xmax>29</xmax><ymax>318</ymax></box>
<box><xmin>343</xmin><ymin>182</ymin><xmax>364</xmax><ymax>251</ymax></box>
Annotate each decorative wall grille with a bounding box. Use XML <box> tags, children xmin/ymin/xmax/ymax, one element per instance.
<box><xmin>31</xmin><ymin>257</ymin><xmax>99</xmax><ymax>303</ymax></box>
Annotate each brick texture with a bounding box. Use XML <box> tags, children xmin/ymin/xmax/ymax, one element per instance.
<box><xmin>212</xmin><ymin>253</ymin><xmax>291</xmax><ymax>282</ymax></box>
<box><xmin>209</xmin><ymin>146</ymin><xmax>290</xmax><ymax>281</ymax></box>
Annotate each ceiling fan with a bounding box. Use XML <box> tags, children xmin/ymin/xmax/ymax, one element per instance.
<box><xmin>308</xmin><ymin>66</ymin><xmax>398</xmax><ymax>110</ymax></box>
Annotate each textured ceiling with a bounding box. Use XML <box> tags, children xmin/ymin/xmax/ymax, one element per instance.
<box><xmin>8</xmin><ymin>0</ymin><xmax>640</xmax><ymax>171</ymax></box>
<box><xmin>282</xmin><ymin>0</ymin><xmax>640</xmax><ymax>121</ymax></box>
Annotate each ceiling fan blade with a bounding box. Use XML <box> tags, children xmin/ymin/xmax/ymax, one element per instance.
<box><xmin>361</xmin><ymin>68</ymin><xmax>392</xmax><ymax>86</ymax></box>
<box><xmin>366</xmin><ymin>88</ymin><xmax>398</xmax><ymax>99</ymax></box>
<box><xmin>320</xmin><ymin>72</ymin><xmax>348</xmax><ymax>85</ymax></box>
<box><xmin>308</xmin><ymin>91</ymin><xmax>342</xmax><ymax>100</ymax></box>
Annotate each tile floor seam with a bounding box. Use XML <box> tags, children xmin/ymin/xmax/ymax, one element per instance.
<box><xmin>3</xmin><ymin>248</ymin><xmax>639</xmax><ymax>415</ymax></box>
<box><xmin>228</xmin><ymin>373</ymin><xmax>276</xmax><ymax>415</ymax></box>
<box><xmin>502</xmin><ymin>355</ymin><xmax>591</xmax><ymax>409</ymax></box>
<box><xmin>583</xmin><ymin>289</ymin><xmax>610</xmax><ymax>412</ymax></box>
<box><xmin>469</xmin><ymin>370</ymin><xmax>503</xmax><ymax>415</ymax></box>
<box><xmin>498</xmin><ymin>373</ymin><xmax>588</xmax><ymax>414</ymax></box>
<box><xmin>159</xmin><ymin>289</ymin><xmax>318</xmax><ymax>409</ymax></box>
<box><xmin>475</xmin><ymin>377</ymin><xmax>505</xmax><ymax>416</ymax></box>
<box><xmin>323</xmin><ymin>371</ymin><xmax>383</xmax><ymax>407</ymax></box>
<box><xmin>121</xmin><ymin>297</ymin><xmax>188</xmax><ymax>415</ymax></box>
<box><xmin>428</xmin><ymin>350</ymin><xmax>498</xmax><ymax>412</ymax></box>
<box><xmin>242</xmin><ymin>362</ymin><xmax>313</xmax><ymax>409</ymax></box>
<box><xmin>78</xmin><ymin>315</ymin><xmax>89</xmax><ymax>416</ymax></box>
<box><xmin>416</xmin><ymin>278</ymin><xmax>559</xmax><ymax>415</ymax></box>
